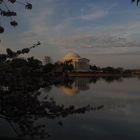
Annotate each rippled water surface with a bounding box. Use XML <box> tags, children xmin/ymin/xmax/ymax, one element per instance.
<box><xmin>1</xmin><ymin>76</ymin><xmax>140</xmax><ymax>140</ymax></box>
<box><xmin>41</xmin><ymin>77</ymin><xmax>140</xmax><ymax>140</ymax></box>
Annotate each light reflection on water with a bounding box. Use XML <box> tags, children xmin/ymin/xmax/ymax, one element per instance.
<box><xmin>1</xmin><ymin>76</ymin><xmax>140</xmax><ymax>140</ymax></box>
<box><xmin>39</xmin><ymin>77</ymin><xmax>140</xmax><ymax>140</ymax></box>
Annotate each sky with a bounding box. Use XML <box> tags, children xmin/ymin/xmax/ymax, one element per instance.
<box><xmin>1</xmin><ymin>0</ymin><xmax>140</xmax><ymax>68</ymax></box>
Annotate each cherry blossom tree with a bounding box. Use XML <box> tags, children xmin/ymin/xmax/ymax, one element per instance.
<box><xmin>132</xmin><ymin>0</ymin><xmax>140</xmax><ymax>6</ymax></box>
<box><xmin>0</xmin><ymin>0</ymin><xmax>32</xmax><ymax>33</ymax></box>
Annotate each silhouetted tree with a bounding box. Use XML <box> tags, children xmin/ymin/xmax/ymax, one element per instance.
<box><xmin>0</xmin><ymin>0</ymin><xmax>32</xmax><ymax>33</ymax></box>
<box><xmin>27</xmin><ymin>56</ymin><xmax>42</xmax><ymax>70</ymax></box>
<box><xmin>0</xmin><ymin>68</ymin><xmax>104</xmax><ymax>139</ymax></box>
<box><xmin>43</xmin><ymin>63</ymin><xmax>55</xmax><ymax>73</ymax></box>
<box><xmin>132</xmin><ymin>0</ymin><xmax>140</xmax><ymax>6</ymax></box>
<box><xmin>102</xmin><ymin>67</ymin><xmax>115</xmax><ymax>73</ymax></box>
<box><xmin>10</xmin><ymin>58</ymin><xmax>28</xmax><ymax>68</ymax></box>
<box><xmin>0</xmin><ymin>42</ymin><xmax>41</xmax><ymax>63</ymax></box>
<box><xmin>63</xmin><ymin>60</ymin><xmax>74</xmax><ymax>72</ymax></box>
<box><xmin>90</xmin><ymin>65</ymin><xmax>98</xmax><ymax>72</ymax></box>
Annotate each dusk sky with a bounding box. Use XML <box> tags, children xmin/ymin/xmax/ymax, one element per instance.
<box><xmin>1</xmin><ymin>0</ymin><xmax>140</xmax><ymax>68</ymax></box>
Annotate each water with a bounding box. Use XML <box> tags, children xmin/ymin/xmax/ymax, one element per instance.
<box><xmin>1</xmin><ymin>76</ymin><xmax>140</xmax><ymax>140</ymax></box>
<box><xmin>40</xmin><ymin>76</ymin><xmax>140</xmax><ymax>140</ymax></box>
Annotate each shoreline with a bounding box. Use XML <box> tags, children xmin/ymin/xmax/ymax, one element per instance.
<box><xmin>68</xmin><ymin>72</ymin><xmax>134</xmax><ymax>77</ymax></box>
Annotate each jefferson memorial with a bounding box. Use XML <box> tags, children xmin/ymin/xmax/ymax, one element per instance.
<box><xmin>63</xmin><ymin>52</ymin><xmax>90</xmax><ymax>72</ymax></box>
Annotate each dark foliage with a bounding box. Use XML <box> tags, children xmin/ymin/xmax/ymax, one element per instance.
<box><xmin>0</xmin><ymin>41</ymin><xmax>40</xmax><ymax>63</ymax></box>
<box><xmin>132</xmin><ymin>0</ymin><xmax>140</xmax><ymax>6</ymax></box>
<box><xmin>0</xmin><ymin>0</ymin><xmax>32</xmax><ymax>33</ymax></box>
<box><xmin>0</xmin><ymin>46</ymin><xmax>104</xmax><ymax>139</ymax></box>
<box><xmin>0</xmin><ymin>64</ymin><xmax>104</xmax><ymax>139</ymax></box>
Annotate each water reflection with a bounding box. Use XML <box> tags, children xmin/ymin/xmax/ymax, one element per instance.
<box><xmin>0</xmin><ymin>74</ymin><xmax>104</xmax><ymax>139</ymax></box>
<box><xmin>57</xmin><ymin>76</ymin><xmax>124</xmax><ymax>95</ymax></box>
<box><xmin>1</xmin><ymin>72</ymin><xmax>140</xmax><ymax>139</ymax></box>
<box><xmin>58</xmin><ymin>78</ymin><xmax>91</xmax><ymax>96</ymax></box>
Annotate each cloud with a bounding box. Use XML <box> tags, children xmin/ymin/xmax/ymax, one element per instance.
<box><xmin>79</xmin><ymin>9</ymin><xmax>108</xmax><ymax>21</ymax></box>
<box><xmin>2</xmin><ymin>0</ymin><xmax>140</xmax><ymax>63</ymax></box>
<box><xmin>81</xmin><ymin>45</ymin><xmax>94</xmax><ymax>48</ymax></box>
<box><xmin>78</xmin><ymin>2</ymin><xmax>117</xmax><ymax>21</ymax></box>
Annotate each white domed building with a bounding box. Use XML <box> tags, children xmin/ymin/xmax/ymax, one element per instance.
<box><xmin>63</xmin><ymin>52</ymin><xmax>90</xmax><ymax>72</ymax></box>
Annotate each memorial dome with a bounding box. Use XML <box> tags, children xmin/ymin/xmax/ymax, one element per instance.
<box><xmin>63</xmin><ymin>52</ymin><xmax>80</xmax><ymax>61</ymax></box>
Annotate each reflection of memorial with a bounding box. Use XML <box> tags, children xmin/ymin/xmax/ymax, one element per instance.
<box><xmin>59</xmin><ymin>78</ymin><xmax>90</xmax><ymax>96</ymax></box>
<box><xmin>0</xmin><ymin>74</ymin><xmax>95</xmax><ymax>139</ymax></box>
<box><xmin>60</xmin><ymin>86</ymin><xmax>79</xmax><ymax>96</ymax></box>
<box><xmin>74</xmin><ymin>78</ymin><xmax>90</xmax><ymax>91</ymax></box>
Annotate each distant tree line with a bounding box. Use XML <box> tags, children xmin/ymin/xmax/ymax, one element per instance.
<box><xmin>90</xmin><ymin>65</ymin><xmax>124</xmax><ymax>74</ymax></box>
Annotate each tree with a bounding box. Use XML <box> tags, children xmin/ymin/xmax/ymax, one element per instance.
<box><xmin>0</xmin><ymin>41</ymin><xmax>41</xmax><ymax>63</ymax></box>
<box><xmin>0</xmin><ymin>62</ymin><xmax>104</xmax><ymax>139</ymax></box>
<box><xmin>10</xmin><ymin>58</ymin><xmax>28</xmax><ymax>68</ymax></box>
<box><xmin>0</xmin><ymin>0</ymin><xmax>32</xmax><ymax>33</ymax></box>
<box><xmin>63</xmin><ymin>60</ymin><xmax>74</xmax><ymax>72</ymax></box>
<box><xmin>43</xmin><ymin>63</ymin><xmax>55</xmax><ymax>73</ymax></box>
<box><xmin>27</xmin><ymin>56</ymin><xmax>42</xmax><ymax>70</ymax></box>
<box><xmin>132</xmin><ymin>0</ymin><xmax>140</xmax><ymax>6</ymax></box>
<box><xmin>90</xmin><ymin>65</ymin><xmax>98</xmax><ymax>72</ymax></box>
<box><xmin>102</xmin><ymin>66</ymin><xmax>115</xmax><ymax>73</ymax></box>
<box><xmin>44</xmin><ymin>56</ymin><xmax>52</xmax><ymax>65</ymax></box>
